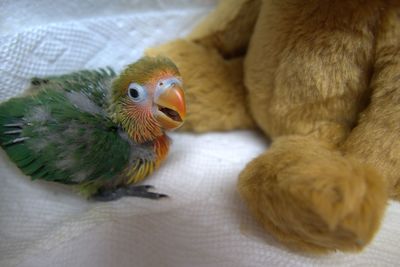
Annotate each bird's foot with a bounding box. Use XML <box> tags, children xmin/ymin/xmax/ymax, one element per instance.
<box><xmin>92</xmin><ymin>185</ymin><xmax>168</xmax><ymax>202</ymax></box>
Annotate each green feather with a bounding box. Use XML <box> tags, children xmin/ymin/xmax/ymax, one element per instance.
<box><xmin>0</xmin><ymin>68</ymin><xmax>144</xmax><ymax>196</ymax></box>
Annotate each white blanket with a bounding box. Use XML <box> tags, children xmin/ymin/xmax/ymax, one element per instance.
<box><xmin>1</xmin><ymin>1</ymin><xmax>399</xmax><ymax>266</ymax></box>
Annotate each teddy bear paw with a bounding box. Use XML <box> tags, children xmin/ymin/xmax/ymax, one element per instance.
<box><xmin>237</xmin><ymin>136</ymin><xmax>388</xmax><ymax>253</ymax></box>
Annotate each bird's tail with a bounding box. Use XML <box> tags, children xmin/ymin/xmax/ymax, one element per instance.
<box><xmin>0</xmin><ymin>97</ymin><xmax>32</xmax><ymax>147</ymax></box>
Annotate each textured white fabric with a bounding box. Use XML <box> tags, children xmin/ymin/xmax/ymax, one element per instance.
<box><xmin>1</xmin><ymin>1</ymin><xmax>399</xmax><ymax>267</ymax></box>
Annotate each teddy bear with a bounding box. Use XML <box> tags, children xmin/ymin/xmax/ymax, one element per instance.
<box><xmin>146</xmin><ymin>0</ymin><xmax>400</xmax><ymax>253</ymax></box>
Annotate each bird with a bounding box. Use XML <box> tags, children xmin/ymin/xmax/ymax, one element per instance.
<box><xmin>0</xmin><ymin>56</ymin><xmax>186</xmax><ymax>201</ymax></box>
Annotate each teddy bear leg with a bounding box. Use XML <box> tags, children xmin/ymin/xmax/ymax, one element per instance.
<box><xmin>238</xmin><ymin>136</ymin><xmax>387</xmax><ymax>253</ymax></box>
<box><xmin>238</xmin><ymin>1</ymin><xmax>389</xmax><ymax>252</ymax></box>
<box><xmin>342</xmin><ymin>7</ymin><xmax>400</xmax><ymax>199</ymax></box>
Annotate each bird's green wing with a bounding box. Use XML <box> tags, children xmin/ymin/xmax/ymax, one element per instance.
<box><xmin>0</xmin><ymin>70</ymin><xmax>152</xmax><ymax>196</ymax></box>
<box><xmin>29</xmin><ymin>67</ymin><xmax>116</xmax><ymax>109</ymax></box>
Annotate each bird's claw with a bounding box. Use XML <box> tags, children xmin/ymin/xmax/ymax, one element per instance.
<box><xmin>129</xmin><ymin>185</ymin><xmax>155</xmax><ymax>191</ymax></box>
<box><xmin>92</xmin><ymin>185</ymin><xmax>168</xmax><ymax>202</ymax></box>
<box><xmin>125</xmin><ymin>185</ymin><xmax>168</xmax><ymax>199</ymax></box>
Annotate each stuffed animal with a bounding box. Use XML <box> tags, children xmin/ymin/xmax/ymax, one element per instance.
<box><xmin>147</xmin><ymin>0</ymin><xmax>400</xmax><ymax>253</ymax></box>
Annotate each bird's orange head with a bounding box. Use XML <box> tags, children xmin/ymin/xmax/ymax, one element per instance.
<box><xmin>110</xmin><ymin>56</ymin><xmax>186</xmax><ymax>143</ymax></box>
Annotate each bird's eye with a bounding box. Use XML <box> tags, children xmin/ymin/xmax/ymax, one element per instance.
<box><xmin>129</xmin><ymin>88</ymin><xmax>139</xmax><ymax>98</ymax></box>
<box><xmin>127</xmin><ymin>83</ymin><xmax>147</xmax><ymax>102</ymax></box>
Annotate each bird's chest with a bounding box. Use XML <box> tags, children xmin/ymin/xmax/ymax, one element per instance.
<box><xmin>153</xmin><ymin>134</ymin><xmax>171</xmax><ymax>167</ymax></box>
<box><xmin>123</xmin><ymin>134</ymin><xmax>170</xmax><ymax>185</ymax></box>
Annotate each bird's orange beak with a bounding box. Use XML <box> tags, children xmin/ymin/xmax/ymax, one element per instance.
<box><xmin>155</xmin><ymin>84</ymin><xmax>186</xmax><ymax>130</ymax></box>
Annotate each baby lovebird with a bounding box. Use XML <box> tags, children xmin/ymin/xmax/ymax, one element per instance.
<box><xmin>0</xmin><ymin>56</ymin><xmax>186</xmax><ymax>201</ymax></box>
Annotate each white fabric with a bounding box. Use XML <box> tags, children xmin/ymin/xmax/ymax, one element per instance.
<box><xmin>1</xmin><ymin>1</ymin><xmax>399</xmax><ymax>266</ymax></box>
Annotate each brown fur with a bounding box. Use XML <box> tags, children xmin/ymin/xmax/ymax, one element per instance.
<box><xmin>147</xmin><ymin>0</ymin><xmax>400</xmax><ymax>253</ymax></box>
